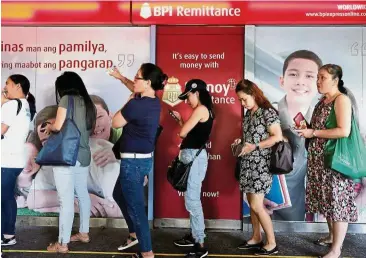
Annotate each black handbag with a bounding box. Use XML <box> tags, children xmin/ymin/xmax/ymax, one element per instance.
<box><xmin>270</xmin><ymin>140</ymin><xmax>294</xmax><ymax>174</ymax></box>
<box><xmin>167</xmin><ymin>144</ymin><xmax>206</xmax><ymax>192</ymax></box>
<box><xmin>112</xmin><ymin>124</ymin><xmax>163</xmax><ymax>159</ymax></box>
<box><xmin>35</xmin><ymin>96</ymin><xmax>81</xmax><ymax>166</ymax></box>
<box><xmin>261</xmin><ymin>108</ymin><xmax>294</xmax><ymax>174</ymax></box>
<box><xmin>235</xmin><ymin>158</ymin><xmax>241</xmax><ymax>181</ymax></box>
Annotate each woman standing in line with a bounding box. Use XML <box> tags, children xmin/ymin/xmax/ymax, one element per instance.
<box><xmin>234</xmin><ymin>79</ymin><xmax>282</xmax><ymax>256</ymax></box>
<box><xmin>171</xmin><ymin>79</ymin><xmax>214</xmax><ymax>258</ymax></box>
<box><xmin>296</xmin><ymin>64</ymin><xmax>357</xmax><ymax>258</ymax></box>
<box><xmin>1</xmin><ymin>74</ymin><xmax>36</xmax><ymax>246</ymax></box>
<box><xmin>111</xmin><ymin>63</ymin><xmax>167</xmax><ymax>258</ymax></box>
<box><xmin>46</xmin><ymin>71</ymin><xmax>96</xmax><ymax>253</ymax></box>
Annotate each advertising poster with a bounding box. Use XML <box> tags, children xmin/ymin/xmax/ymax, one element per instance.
<box><xmin>1</xmin><ymin>26</ymin><xmax>151</xmax><ymax>218</ymax></box>
<box><xmin>154</xmin><ymin>26</ymin><xmax>243</xmax><ymax>220</ymax></box>
<box><xmin>245</xmin><ymin>26</ymin><xmax>366</xmax><ymax>222</ymax></box>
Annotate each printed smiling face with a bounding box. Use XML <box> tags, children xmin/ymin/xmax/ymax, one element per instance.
<box><xmin>280</xmin><ymin>58</ymin><xmax>319</xmax><ymax>105</ymax></box>
<box><xmin>91</xmin><ymin>104</ymin><xmax>111</xmax><ymax>141</ymax></box>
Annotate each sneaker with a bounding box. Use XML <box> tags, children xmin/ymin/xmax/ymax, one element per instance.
<box><xmin>1</xmin><ymin>236</ymin><xmax>16</xmax><ymax>246</ymax></box>
<box><xmin>174</xmin><ymin>233</ymin><xmax>195</xmax><ymax>247</ymax></box>
<box><xmin>185</xmin><ymin>243</ymin><xmax>208</xmax><ymax>258</ymax></box>
<box><xmin>118</xmin><ymin>235</ymin><xmax>138</xmax><ymax>251</ymax></box>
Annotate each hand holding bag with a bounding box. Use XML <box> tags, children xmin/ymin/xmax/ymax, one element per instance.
<box><xmin>35</xmin><ymin>96</ymin><xmax>81</xmax><ymax>166</ymax></box>
<box><xmin>167</xmin><ymin>144</ymin><xmax>206</xmax><ymax>192</ymax></box>
<box><xmin>324</xmin><ymin>104</ymin><xmax>366</xmax><ymax>179</ymax></box>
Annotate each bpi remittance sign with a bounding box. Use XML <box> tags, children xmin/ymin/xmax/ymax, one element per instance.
<box><xmin>140</xmin><ymin>2</ymin><xmax>241</xmax><ymax>19</ymax></box>
<box><xmin>132</xmin><ymin>1</ymin><xmax>366</xmax><ymax>25</ymax></box>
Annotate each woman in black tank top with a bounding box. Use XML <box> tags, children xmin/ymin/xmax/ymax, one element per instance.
<box><xmin>170</xmin><ymin>79</ymin><xmax>214</xmax><ymax>258</ymax></box>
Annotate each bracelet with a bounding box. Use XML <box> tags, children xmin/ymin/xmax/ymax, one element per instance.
<box><xmin>312</xmin><ymin>130</ymin><xmax>317</xmax><ymax>138</ymax></box>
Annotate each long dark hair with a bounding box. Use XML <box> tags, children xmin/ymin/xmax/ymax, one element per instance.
<box><xmin>9</xmin><ymin>74</ymin><xmax>36</xmax><ymax>120</ymax></box>
<box><xmin>235</xmin><ymin>79</ymin><xmax>278</xmax><ymax>113</ymax></box>
<box><xmin>140</xmin><ymin>63</ymin><xmax>168</xmax><ymax>91</ymax></box>
<box><xmin>55</xmin><ymin>71</ymin><xmax>96</xmax><ymax>131</ymax></box>
<box><xmin>197</xmin><ymin>89</ymin><xmax>215</xmax><ymax>119</ymax></box>
<box><xmin>319</xmin><ymin>64</ymin><xmax>347</xmax><ymax>94</ymax></box>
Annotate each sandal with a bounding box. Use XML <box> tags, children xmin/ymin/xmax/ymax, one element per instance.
<box><xmin>70</xmin><ymin>232</ymin><xmax>90</xmax><ymax>243</ymax></box>
<box><xmin>314</xmin><ymin>238</ymin><xmax>332</xmax><ymax>247</ymax></box>
<box><xmin>47</xmin><ymin>242</ymin><xmax>69</xmax><ymax>253</ymax></box>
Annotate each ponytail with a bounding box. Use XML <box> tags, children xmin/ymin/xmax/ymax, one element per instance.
<box><xmin>197</xmin><ymin>89</ymin><xmax>215</xmax><ymax>119</ymax></box>
<box><xmin>26</xmin><ymin>92</ymin><xmax>36</xmax><ymax>120</ymax></box>
<box><xmin>337</xmin><ymin>79</ymin><xmax>347</xmax><ymax>94</ymax></box>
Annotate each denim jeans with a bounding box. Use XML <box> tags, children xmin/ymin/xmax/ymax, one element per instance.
<box><xmin>1</xmin><ymin>167</ymin><xmax>23</xmax><ymax>236</ymax></box>
<box><xmin>53</xmin><ymin>162</ymin><xmax>90</xmax><ymax>244</ymax></box>
<box><xmin>113</xmin><ymin>175</ymin><xmax>135</xmax><ymax>234</ymax></box>
<box><xmin>179</xmin><ymin>149</ymin><xmax>208</xmax><ymax>244</ymax></box>
<box><xmin>119</xmin><ymin>158</ymin><xmax>152</xmax><ymax>252</ymax></box>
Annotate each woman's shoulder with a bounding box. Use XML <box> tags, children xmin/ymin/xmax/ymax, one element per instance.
<box><xmin>2</xmin><ymin>99</ymin><xmax>21</xmax><ymax>111</ymax></box>
<box><xmin>263</xmin><ymin>107</ymin><xmax>278</xmax><ymax>116</ymax></box>
<box><xmin>195</xmin><ymin>105</ymin><xmax>209</xmax><ymax>117</ymax></box>
<box><xmin>334</xmin><ymin>93</ymin><xmax>351</xmax><ymax>108</ymax></box>
<box><xmin>336</xmin><ymin>93</ymin><xmax>351</xmax><ymax>102</ymax></box>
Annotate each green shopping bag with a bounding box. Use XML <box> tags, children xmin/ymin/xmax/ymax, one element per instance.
<box><xmin>324</xmin><ymin>104</ymin><xmax>366</xmax><ymax>179</ymax></box>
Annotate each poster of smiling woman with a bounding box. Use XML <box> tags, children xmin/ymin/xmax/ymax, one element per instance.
<box><xmin>1</xmin><ymin>26</ymin><xmax>151</xmax><ymax>218</ymax></box>
<box><xmin>245</xmin><ymin>25</ymin><xmax>366</xmax><ymax>223</ymax></box>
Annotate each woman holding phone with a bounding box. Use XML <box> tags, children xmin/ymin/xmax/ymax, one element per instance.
<box><xmin>171</xmin><ymin>79</ymin><xmax>214</xmax><ymax>258</ymax></box>
<box><xmin>233</xmin><ymin>79</ymin><xmax>282</xmax><ymax>256</ymax></box>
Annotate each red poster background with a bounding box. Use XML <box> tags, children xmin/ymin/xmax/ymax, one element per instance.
<box><xmin>154</xmin><ymin>26</ymin><xmax>243</xmax><ymax>220</ymax></box>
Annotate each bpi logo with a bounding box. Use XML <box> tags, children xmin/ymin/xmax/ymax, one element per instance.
<box><xmin>140</xmin><ymin>3</ymin><xmax>173</xmax><ymax>19</ymax></box>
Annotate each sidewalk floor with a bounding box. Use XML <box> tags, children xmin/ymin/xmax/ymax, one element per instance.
<box><xmin>2</xmin><ymin>226</ymin><xmax>365</xmax><ymax>257</ymax></box>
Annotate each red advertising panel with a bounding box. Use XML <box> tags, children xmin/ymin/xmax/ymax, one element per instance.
<box><xmin>1</xmin><ymin>0</ymin><xmax>131</xmax><ymax>25</ymax></box>
<box><xmin>154</xmin><ymin>26</ymin><xmax>243</xmax><ymax>219</ymax></box>
<box><xmin>132</xmin><ymin>1</ymin><xmax>366</xmax><ymax>25</ymax></box>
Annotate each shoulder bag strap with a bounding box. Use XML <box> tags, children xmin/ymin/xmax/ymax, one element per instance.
<box><xmin>242</xmin><ymin>108</ymin><xmax>247</xmax><ymax>143</ymax></box>
<box><xmin>67</xmin><ymin>96</ymin><xmax>75</xmax><ymax>120</ymax></box>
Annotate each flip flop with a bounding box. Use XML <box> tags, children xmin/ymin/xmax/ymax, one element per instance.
<box><xmin>313</xmin><ymin>238</ymin><xmax>332</xmax><ymax>247</ymax></box>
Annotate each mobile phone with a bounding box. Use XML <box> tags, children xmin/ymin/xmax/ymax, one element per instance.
<box><xmin>231</xmin><ymin>143</ymin><xmax>243</xmax><ymax>157</ymax></box>
<box><xmin>168</xmin><ymin>110</ymin><xmax>180</xmax><ymax>122</ymax></box>
<box><xmin>293</xmin><ymin>112</ymin><xmax>308</xmax><ymax>129</ymax></box>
